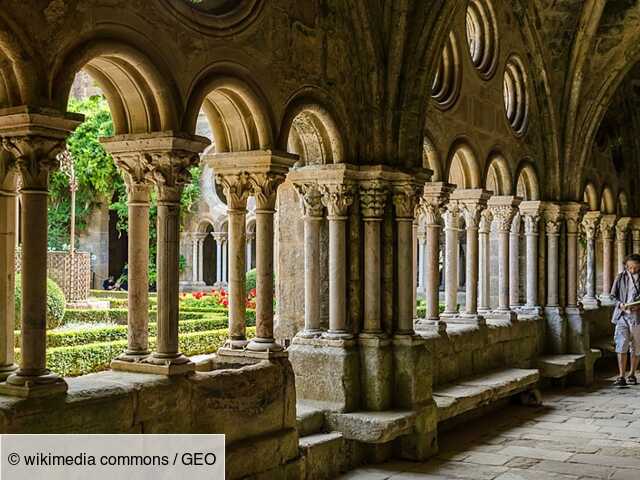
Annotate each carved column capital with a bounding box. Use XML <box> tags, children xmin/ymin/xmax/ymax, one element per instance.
<box><xmin>418</xmin><ymin>201</ymin><xmax>443</xmax><ymax>226</ymax></box>
<box><xmin>148</xmin><ymin>150</ymin><xmax>200</xmax><ymax>203</ymax></box>
<box><xmin>490</xmin><ymin>205</ymin><xmax>517</xmax><ymax>233</ymax></box>
<box><xmin>294</xmin><ymin>182</ymin><xmax>324</xmax><ymax>218</ymax></box>
<box><xmin>523</xmin><ymin>213</ymin><xmax>540</xmax><ymax>235</ymax></box>
<box><xmin>479</xmin><ymin>209</ymin><xmax>493</xmax><ymax>234</ymax></box>
<box><xmin>581</xmin><ymin>211</ymin><xmax>601</xmax><ymax>239</ymax></box>
<box><xmin>392</xmin><ymin>182</ymin><xmax>420</xmax><ymax>219</ymax></box>
<box><xmin>319</xmin><ymin>183</ymin><xmax>355</xmax><ymax>218</ymax></box>
<box><xmin>599</xmin><ymin>214</ymin><xmax>617</xmax><ymax>240</ymax></box>
<box><xmin>249</xmin><ymin>172</ymin><xmax>286</xmax><ymax>211</ymax></box>
<box><xmin>111</xmin><ymin>152</ymin><xmax>155</xmax><ymax>202</ymax></box>
<box><xmin>2</xmin><ymin>136</ymin><xmax>66</xmax><ymax>190</ymax></box>
<box><xmin>212</xmin><ymin>231</ymin><xmax>227</xmax><ymax>243</ymax></box>
<box><xmin>216</xmin><ymin>171</ymin><xmax>253</xmax><ymax>211</ymax></box>
<box><xmin>443</xmin><ymin>202</ymin><xmax>461</xmax><ymax>230</ymax></box>
<box><xmin>461</xmin><ymin>202</ymin><xmax>485</xmax><ymax>230</ymax></box>
<box><xmin>359</xmin><ymin>180</ymin><xmax>388</xmax><ymax>219</ymax></box>
<box><xmin>616</xmin><ymin>217</ymin><xmax>632</xmax><ymax>240</ymax></box>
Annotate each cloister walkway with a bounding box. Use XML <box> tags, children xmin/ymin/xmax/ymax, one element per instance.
<box><xmin>340</xmin><ymin>369</ymin><xmax>640</xmax><ymax>480</ymax></box>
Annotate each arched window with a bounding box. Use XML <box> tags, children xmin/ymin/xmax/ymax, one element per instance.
<box><xmin>503</xmin><ymin>56</ymin><xmax>528</xmax><ymax>135</ymax></box>
<box><xmin>465</xmin><ymin>0</ymin><xmax>498</xmax><ymax>79</ymax></box>
<box><xmin>432</xmin><ymin>32</ymin><xmax>461</xmax><ymax>110</ymax></box>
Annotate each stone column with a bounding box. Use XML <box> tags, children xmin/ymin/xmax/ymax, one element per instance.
<box><xmin>294</xmin><ymin>182</ymin><xmax>324</xmax><ymax>337</ymax></box>
<box><xmin>213</xmin><ymin>232</ymin><xmax>224</xmax><ymax>285</ymax></box>
<box><xmin>0</xmin><ymin>156</ymin><xmax>18</xmax><ymax>380</ymax></box>
<box><xmin>320</xmin><ymin>183</ymin><xmax>354</xmax><ymax>338</ymax></box>
<box><xmin>246</xmin><ymin>231</ymin><xmax>255</xmax><ymax>272</ymax></box>
<box><xmin>543</xmin><ymin>203</ymin><xmax>566</xmax><ymax>353</ymax></box>
<box><xmin>519</xmin><ymin>201</ymin><xmax>542</xmax><ymax>314</ymax></box>
<box><xmin>393</xmin><ymin>181</ymin><xmax>420</xmax><ymax>335</ymax></box>
<box><xmin>216</xmin><ymin>175</ymin><xmax>251</xmax><ymax>348</ymax></box>
<box><xmin>246</xmin><ymin>169</ymin><xmax>291</xmax><ymax>352</ymax></box>
<box><xmin>488</xmin><ymin>196</ymin><xmax>521</xmax><ymax>319</ymax></box>
<box><xmin>221</xmin><ymin>237</ymin><xmax>228</xmax><ymax>284</ymax></box>
<box><xmin>615</xmin><ymin>217</ymin><xmax>631</xmax><ymax>275</ymax></box>
<box><xmin>509</xmin><ymin>213</ymin><xmax>521</xmax><ymax>308</ymax></box>
<box><xmin>478</xmin><ymin>209</ymin><xmax>493</xmax><ymax>313</ymax></box>
<box><xmin>631</xmin><ymin>219</ymin><xmax>640</xmax><ymax>253</ymax></box>
<box><xmin>599</xmin><ymin>214</ymin><xmax>617</xmax><ymax>303</ymax></box>
<box><xmin>138</xmin><ymin>136</ymin><xmax>208</xmax><ymax>374</ymax></box>
<box><xmin>0</xmin><ymin>113</ymin><xmax>81</xmax><ymax>397</ymax></box>
<box><xmin>360</xmin><ymin>180</ymin><xmax>388</xmax><ymax>334</ymax></box>
<box><xmin>104</xmin><ymin>147</ymin><xmax>154</xmax><ymax>365</ymax></box>
<box><xmin>581</xmin><ymin>211</ymin><xmax>601</xmax><ymax>308</ymax></box>
<box><xmin>191</xmin><ymin>234</ymin><xmax>199</xmax><ymax>283</ymax></box>
<box><xmin>417</xmin><ymin>228</ymin><xmax>426</xmax><ymax>292</ymax></box>
<box><xmin>442</xmin><ymin>202</ymin><xmax>461</xmax><ymax>317</ymax></box>
<box><xmin>197</xmin><ymin>233</ymin><xmax>206</xmax><ymax>283</ymax></box>
<box><xmin>416</xmin><ymin>183</ymin><xmax>453</xmax><ymax>332</ymax></box>
<box><xmin>454</xmin><ymin>190</ymin><xmax>489</xmax><ymax>323</ymax></box>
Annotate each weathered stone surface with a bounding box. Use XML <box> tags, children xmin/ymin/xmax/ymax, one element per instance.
<box><xmin>299</xmin><ymin>432</ymin><xmax>346</xmax><ymax>479</ymax></box>
<box><xmin>326</xmin><ymin>410</ymin><xmax>418</xmax><ymax>443</ymax></box>
<box><xmin>537</xmin><ymin>354</ymin><xmax>585</xmax><ymax>379</ymax></box>
<box><xmin>297</xmin><ymin>402</ymin><xmax>325</xmax><ymax>437</ymax></box>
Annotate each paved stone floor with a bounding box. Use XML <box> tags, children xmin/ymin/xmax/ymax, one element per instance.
<box><xmin>340</xmin><ymin>370</ymin><xmax>640</xmax><ymax>479</ymax></box>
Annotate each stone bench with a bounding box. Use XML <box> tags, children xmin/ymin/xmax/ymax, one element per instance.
<box><xmin>537</xmin><ymin>354</ymin><xmax>586</xmax><ymax>378</ymax></box>
<box><xmin>592</xmin><ymin>337</ymin><xmax>616</xmax><ymax>356</ymax></box>
<box><xmin>433</xmin><ymin>368</ymin><xmax>540</xmax><ymax>422</ymax></box>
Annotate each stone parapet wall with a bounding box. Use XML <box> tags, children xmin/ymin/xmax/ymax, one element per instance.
<box><xmin>15</xmin><ymin>250</ymin><xmax>91</xmax><ymax>303</ymax></box>
<box><xmin>0</xmin><ymin>359</ymin><xmax>299</xmax><ymax>480</ymax></box>
<box><xmin>584</xmin><ymin>305</ymin><xmax>615</xmax><ymax>341</ymax></box>
<box><xmin>419</xmin><ymin>317</ymin><xmax>545</xmax><ymax>387</ymax></box>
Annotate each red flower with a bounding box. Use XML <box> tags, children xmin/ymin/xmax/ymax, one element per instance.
<box><xmin>221</xmin><ymin>298</ymin><xmax>229</xmax><ymax>307</ymax></box>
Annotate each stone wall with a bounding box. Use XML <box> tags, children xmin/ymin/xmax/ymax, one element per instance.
<box><xmin>77</xmin><ymin>200</ymin><xmax>110</xmax><ymax>289</ymax></box>
<box><xmin>0</xmin><ymin>359</ymin><xmax>299</xmax><ymax>480</ymax></box>
<box><xmin>420</xmin><ymin>317</ymin><xmax>545</xmax><ymax>387</ymax></box>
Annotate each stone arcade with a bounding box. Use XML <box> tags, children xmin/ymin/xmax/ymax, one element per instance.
<box><xmin>1</xmin><ymin>1</ymin><xmax>640</xmax><ymax>479</ymax></box>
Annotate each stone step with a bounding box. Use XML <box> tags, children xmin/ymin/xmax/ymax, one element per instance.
<box><xmin>296</xmin><ymin>402</ymin><xmax>325</xmax><ymax>437</ymax></box>
<box><xmin>325</xmin><ymin>409</ymin><xmax>420</xmax><ymax>444</ymax></box>
<box><xmin>537</xmin><ymin>354</ymin><xmax>585</xmax><ymax>378</ymax></box>
<box><xmin>299</xmin><ymin>432</ymin><xmax>345</xmax><ymax>480</ymax></box>
<box><xmin>433</xmin><ymin>368</ymin><xmax>540</xmax><ymax>422</ymax></box>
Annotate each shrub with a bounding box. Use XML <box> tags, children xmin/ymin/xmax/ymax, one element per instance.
<box><xmin>62</xmin><ymin>308</ymin><xmax>206</xmax><ymax>325</ymax></box>
<box><xmin>245</xmin><ymin>268</ymin><xmax>257</xmax><ymax>291</ymax></box>
<box><xmin>15</xmin><ymin>326</ymin><xmax>257</xmax><ymax>377</ymax></box>
<box><xmin>15</xmin><ymin>274</ymin><xmax>66</xmax><ymax>329</ymax></box>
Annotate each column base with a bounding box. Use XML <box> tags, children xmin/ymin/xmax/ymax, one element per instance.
<box><xmin>114</xmin><ymin>353</ymin><xmax>195</xmax><ymax>375</ymax></box>
<box><xmin>110</xmin><ymin>350</ymin><xmax>152</xmax><ymax>372</ymax></box>
<box><xmin>246</xmin><ymin>337</ymin><xmax>284</xmax><ymax>352</ymax></box>
<box><xmin>0</xmin><ymin>372</ymin><xmax>67</xmax><ymax>398</ymax></box>
<box><xmin>322</xmin><ymin>330</ymin><xmax>354</xmax><ymax>340</ymax></box>
<box><xmin>516</xmin><ymin>306</ymin><xmax>543</xmax><ymax>316</ymax></box>
<box><xmin>0</xmin><ymin>363</ymin><xmax>18</xmax><ymax>381</ymax></box>
<box><xmin>439</xmin><ymin>311</ymin><xmax>460</xmax><ymax>319</ymax></box>
<box><xmin>415</xmin><ymin>319</ymin><xmax>447</xmax><ymax>334</ymax></box>
<box><xmin>447</xmin><ymin>313</ymin><xmax>486</xmax><ymax>327</ymax></box>
<box><xmin>359</xmin><ymin>333</ymin><xmax>392</xmax><ymax>411</ymax></box>
<box><xmin>485</xmin><ymin>310</ymin><xmax>517</xmax><ymax>322</ymax></box>
<box><xmin>224</xmin><ymin>337</ymin><xmax>249</xmax><ymax>349</ymax></box>
<box><xmin>216</xmin><ymin>347</ymin><xmax>288</xmax><ymax>364</ymax></box>
<box><xmin>295</xmin><ymin>329</ymin><xmax>324</xmax><ymax>339</ymax></box>
<box><xmin>581</xmin><ymin>296</ymin><xmax>601</xmax><ymax>309</ymax></box>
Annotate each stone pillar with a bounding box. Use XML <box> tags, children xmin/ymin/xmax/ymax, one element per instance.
<box><xmin>543</xmin><ymin>203</ymin><xmax>566</xmax><ymax>353</ymax></box>
<box><xmin>246</xmin><ymin>231</ymin><xmax>255</xmax><ymax>272</ymax></box>
<box><xmin>615</xmin><ymin>217</ymin><xmax>631</xmax><ymax>275</ymax></box>
<box><xmin>294</xmin><ymin>182</ymin><xmax>324</xmax><ymax>337</ymax></box>
<box><xmin>416</xmin><ymin>183</ymin><xmax>453</xmax><ymax>332</ymax></box>
<box><xmin>442</xmin><ymin>202</ymin><xmax>461</xmax><ymax>317</ymax></box>
<box><xmin>221</xmin><ymin>237</ymin><xmax>228</xmax><ymax>283</ymax></box>
<box><xmin>488</xmin><ymin>196</ymin><xmax>521</xmax><ymax>319</ymax></box>
<box><xmin>509</xmin><ymin>213</ymin><xmax>521</xmax><ymax>308</ymax></box>
<box><xmin>562</xmin><ymin>202</ymin><xmax>589</xmax><ymax>355</ymax></box>
<box><xmin>213</xmin><ymin>232</ymin><xmax>224</xmax><ymax>285</ymax></box>
<box><xmin>0</xmin><ymin>110</ymin><xmax>81</xmax><ymax>397</ymax></box>
<box><xmin>246</xmin><ymin>168</ymin><xmax>292</xmax><ymax>352</ymax></box>
<box><xmin>417</xmin><ymin>229</ymin><xmax>426</xmax><ymax>292</ymax></box>
<box><xmin>454</xmin><ymin>190</ymin><xmax>489</xmax><ymax>324</ymax></box>
<box><xmin>581</xmin><ymin>211</ymin><xmax>601</xmax><ymax>308</ymax></box>
<box><xmin>478</xmin><ymin>209</ymin><xmax>493</xmax><ymax>313</ymax></box>
<box><xmin>519</xmin><ymin>201</ymin><xmax>542</xmax><ymax>314</ymax></box>
<box><xmin>191</xmin><ymin>234</ymin><xmax>199</xmax><ymax>283</ymax></box>
<box><xmin>0</xmin><ymin>156</ymin><xmax>18</xmax><ymax>380</ymax></box>
<box><xmin>393</xmin><ymin>181</ymin><xmax>420</xmax><ymax>335</ymax></box>
<box><xmin>216</xmin><ymin>175</ymin><xmax>251</xmax><ymax>348</ymax></box>
<box><xmin>102</xmin><ymin>146</ymin><xmax>155</xmax><ymax>366</ymax></box>
<box><xmin>599</xmin><ymin>214</ymin><xmax>617</xmax><ymax>304</ymax></box>
<box><xmin>137</xmin><ymin>136</ymin><xmax>208</xmax><ymax>374</ymax></box>
<box><xmin>631</xmin><ymin>219</ymin><xmax>640</xmax><ymax>253</ymax></box>
<box><xmin>320</xmin><ymin>183</ymin><xmax>355</xmax><ymax>338</ymax></box>
<box><xmin>360</xmin><ymin>180</ymin><xmax>388</xmax><ymax>334</ymax></box>
<box><xmin>197</xmin><ymin>233</ymin><xmax>206</xmax><ymax>283</ymax></box>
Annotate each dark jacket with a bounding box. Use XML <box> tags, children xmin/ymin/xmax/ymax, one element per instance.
<box><xmin>611</xmin><ymin>271</ymin><xmax>640</xmax><ymax>324</ymax></box>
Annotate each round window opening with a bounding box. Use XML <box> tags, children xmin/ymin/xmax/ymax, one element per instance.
<box><xmin>465</xmin><ymin>0</ymin><xmax>498</xmax><ymax>79</ymax></box>
<box><xmin>182</xmin><ymin>0</ymin><xmax>240</xmax><ymax>15</ymax></box>
<box><xmin>503</xmin><ymin>56</ymin><xmax>528</xmax><ymax>135</ymax></box>
<box><xmin>431</xmin><ymin>32</ymin><xmax>461</xmax><ymax>110</ymax></box>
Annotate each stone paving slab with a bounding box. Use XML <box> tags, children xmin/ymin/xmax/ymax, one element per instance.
<box><xmin>339</xmin><ymin>371</ymin><xmax>640</xmax><ymax>480</ymax></box>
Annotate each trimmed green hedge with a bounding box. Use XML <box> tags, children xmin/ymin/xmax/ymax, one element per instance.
<box><xmin>15</xmin><ymin>326</ymin><xmax>257</xmax><ymax>377</ymax></box>
<box><xmin>62</xmin><ymin>309</ymin><xmax>206</xmax><ymax>325</ymax></box>
<box><xmin>15</xmin><ymin>274</ymin><xmax>66</xmax><ymax>329</ymax></box>
<box><xmin>15</xmin><ymin>315</ymin><xmax>229</xmax><ymax>348</ymax></box>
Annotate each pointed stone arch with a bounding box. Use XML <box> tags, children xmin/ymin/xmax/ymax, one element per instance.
<box><xmin>484</xmin><ymin>153</ymin><xmax>513</xmax><ymax>195</ymax></box>
<box><xmin>600</xmin><ymin>185</ymin><xmax>615</xmax><ymax>214</ymax></box>
<box><xmin>583</xmin><ymin>182</ymin><xmax>599</xmax><ymax>211</ymax></box>
<box><xmin>515</xmin><ymin>160</ymin><xmax>539</xmax><ymax>201</ymax></box>
<box><xmin>446</xmin><ymin>142</ymin><xmax>481</xmax><ymax>189</ymax></box>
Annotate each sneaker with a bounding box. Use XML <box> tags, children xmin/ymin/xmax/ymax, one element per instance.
<box><xmin>628</xmin><ymin>375</ymin><xmax>637</xmax><ymax>385</ymax></box>
<box><xmin>614</xmin><ymin>377</ymin><xmax>627</xmax><ymax>387</ymax></box>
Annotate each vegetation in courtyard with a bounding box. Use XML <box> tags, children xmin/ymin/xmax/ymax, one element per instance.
<box><xmin>14</xmin><ymin>274</ymin><xmax>66</xmax><ymax>330</ymax></box>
